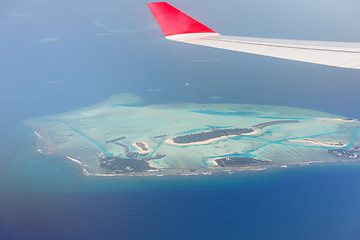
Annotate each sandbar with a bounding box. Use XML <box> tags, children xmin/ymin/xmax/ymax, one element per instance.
<box><xmin>289</xmin><ymin>139</ymin><xmax>345</xmax><ymax>147</ymax></box>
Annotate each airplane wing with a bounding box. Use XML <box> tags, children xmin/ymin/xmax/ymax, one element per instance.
<box><xmin>147</xmin><ymin>2</ymin><xmax>360</xmax><ymax>69</ymax></box>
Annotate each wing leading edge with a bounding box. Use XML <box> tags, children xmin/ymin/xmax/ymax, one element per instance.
<box><xmin>147</xmin><ymin>2</ymin><xmax>360</xmax><ymax>69</ymax></box>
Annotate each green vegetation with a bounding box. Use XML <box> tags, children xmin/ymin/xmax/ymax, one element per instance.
<box><xmin>99</xmin><ymin>156</ymin><xmax>153</xmax><ymax>173</ymax></box>
<box><xmin>135</xmin><ymin>142</ymin><xmax>148</xmax><ymax>151</ymax></box>
<box><xmin>328</xmin><ymin>146</ymin><xmax>360</xmax><ymax>158</ymax></box>
<box><xmin>215</xmin><ymin>157</ymin><xmax>275</xmax><ymax>167</ymax></box>
<box><xmin>173</xmin><ymin>128</ymin><xmax>253</xmax><ymax>144</ymax></box>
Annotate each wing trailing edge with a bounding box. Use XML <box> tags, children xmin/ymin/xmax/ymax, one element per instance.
<box><xmin>147</xmin><ymin>2</ymin><xmax>360</xmax><ymax>69</ymax></box>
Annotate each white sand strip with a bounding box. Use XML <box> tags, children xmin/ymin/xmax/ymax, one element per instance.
<box><xmin>66</xmin><ymin>156</ymin><xmax>89</xmax><ymax>167</ymax></box>
<box><xmin>34</xmin><ymin>131</ymin><xmax>42</xmax><ymax>138</ymax></box>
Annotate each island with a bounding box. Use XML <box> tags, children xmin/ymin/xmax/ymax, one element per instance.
<box><xmin>166</xmin><ymin>128</ymin><xmax>254</xmax><ymax>145</ymax></box>
<box><xmin>99</xmin><ymin>155</ymin><xmax>153</xmax><ymax>173</ymax></box>
<box><xmin>328</xmin><ymin>145</ymin><xmax>360</xmax><ymax>158</ymax></box>
<box><xmin>131</xmin><ymin>142</ymin><xmax>152</xmax><ymax>154</ymax></box>
<box><xmin>23</xmin><ymin>93</ymin><xmax>360</xmax><ymax>176</ymax></box>
<box><xmin>213</xmin><ymin>157</ymin><xmax>276</xmax><ymax>167</ymax></box>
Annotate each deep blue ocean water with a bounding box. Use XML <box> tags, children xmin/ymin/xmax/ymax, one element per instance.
<box><xmin>2</xmin><ymin>0</ymin><xmax>360</xmax><ymax>239</ymax></box>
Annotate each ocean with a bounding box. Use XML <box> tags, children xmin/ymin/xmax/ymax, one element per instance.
<box><xmin>2</xmin><ymin>0</ymin><xmax>360</xmax><ymax>239</ymax></box>
<box><xmin>1</xmin><ymin>133</ymin><xmax>360</xmax><ymax>240</ymax></box>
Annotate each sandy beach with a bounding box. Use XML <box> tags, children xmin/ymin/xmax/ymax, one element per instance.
<box><xmin>316</xmin><ymin>118</ymin><xmax>357</xmax><ymax>123</ymax></box>
<box><xmin>289</xmin><ymin>139</ymin><xmax>345</xmax><ymax>147</ymax></box>
<box><xmin>207</xmin><ymin>158</ymin><xmax>219</xmax><ymax>167</ymax></box>
<box><xmin>131</xmin><ymin>142</ymin><xmax>152</xmax><ymax>154</ymax></box>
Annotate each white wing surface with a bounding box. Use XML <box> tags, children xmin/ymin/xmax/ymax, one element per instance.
<box><xmin>148</xmin><ymin>2</ymin><xmax>360</xmax><ymax>69</ymax></box>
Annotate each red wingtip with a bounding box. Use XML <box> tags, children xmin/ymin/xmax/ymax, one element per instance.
<box><xmin>147</xmin><ymin>2</ymin><xmax>217</xmax><ymax>37</ymax></box>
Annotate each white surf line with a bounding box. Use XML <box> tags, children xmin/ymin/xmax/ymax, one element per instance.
<box><xmin>82</xmin><ymin>168</ymin><xmax>90</xmax><ymax>176</ymax></box>
<box><xmin>34</xmin><ymin>131</ymin><xmax>42</xmax><ymax>138</ymax></box>
<box><xmin>66</xmin><ymin>156</ymin><xmax>90</xmax><ymax>168</ymax></box>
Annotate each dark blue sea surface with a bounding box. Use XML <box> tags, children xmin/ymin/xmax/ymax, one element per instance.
<box><xmin>2</xmin><ymin>161</ymin><xmax>360</xmax><ymax>240</ymax></box>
